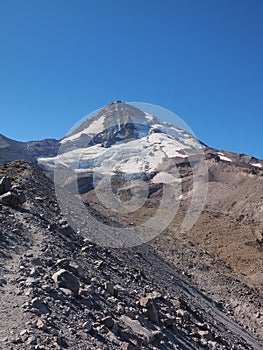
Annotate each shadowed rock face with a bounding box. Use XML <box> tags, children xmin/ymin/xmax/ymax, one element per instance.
<box><xmin>0</xmin><ymin>134</ymin><xmax>59</xmax><ymax>166</ymax></box>
<box><xmin>0</xmin><ymin>176</ymin><xmax>11</xmax><ymax>195</ymax></box>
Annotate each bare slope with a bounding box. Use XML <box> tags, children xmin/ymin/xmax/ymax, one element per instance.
<box><xmin>0</xmin><ymin>162</ymin><xmax>262</xmax><ymax>350</ymax></box>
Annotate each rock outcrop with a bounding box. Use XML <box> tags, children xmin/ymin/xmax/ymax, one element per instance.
<box><xmin>0</xmin><ymin>176</ymin><xmax>26</xmax><ymax>207</ymax></box>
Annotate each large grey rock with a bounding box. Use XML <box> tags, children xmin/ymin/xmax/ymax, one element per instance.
<box><xmin>52</xmin><ymin>269</ymin><xmax>80</xmax><ymax>296</ymax></box>
<box><xmin>0</xmin><ymin>179</ymin><xmax>26</xmax><ymax>207</ymax></box>
<box><xmin>102</xmin><ymin>316</ymin><xmax>114</xmax><ymax>328</ymax></box>
<box><xmin>0</xmin><ymin>191</ymin><xmax>20</xmax><ymax>207</ymax></box>
<box><xmin>120</xmin><ymin>315</ymin><xmax>158</xmax><ymax>345</ymax></box>
<box><xmin>30</xmin><ymin>297</ymin><xmax>51</xmax><ymax>315</ymax></box>
<box><xmin>0</xmin><ymin>177</ymin><xmax>11</xmax><ymax>195</ymax></box>
<box><xmin>104</xmin><ymin>281</ymin><xmax>115</xmax><ymax>296</ymax></box>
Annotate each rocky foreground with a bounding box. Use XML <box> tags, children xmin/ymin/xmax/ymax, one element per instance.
<box><xmin>0</xmin><ymin>161</ymin><xmax>262</xmax><ymax>350</ymax></box>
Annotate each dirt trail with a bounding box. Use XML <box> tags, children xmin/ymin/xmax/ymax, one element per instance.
<box><xmin>0</xmin><ymin>209</ymin><xmax>44</xmax><ymax>345</ymax></box>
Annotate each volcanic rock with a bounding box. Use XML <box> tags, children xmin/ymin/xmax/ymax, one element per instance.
<box><xmin>52</xmin><ymin>269</ymin><xmax>80</xmax><ymax>296</ymax></box>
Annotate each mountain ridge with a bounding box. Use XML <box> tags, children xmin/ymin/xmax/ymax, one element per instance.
<box><xmin>1</xmin><ymin>102</ymin><xmax>263</xmax><ymax>171</ymax></box>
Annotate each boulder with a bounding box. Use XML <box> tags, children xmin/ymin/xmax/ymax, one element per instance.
<box><xmin>0</xmin><ymin>177</ymin><xmax>11</xmax><ymax>195</ymax></box>
<box><xmin>0</xmin><ymin>191</ymin><xmax>20</xmax><ymax>207</ymax></box>
<box><xmin>102</xmin><ymin>316</ymin><xmax>114</xmax><ymax>328</ymax></box>
<box><xmin>30</xmin><ymin>297</ymin><xmax>51</xmax><ymax>315</ymax></box>
<box><xmin>139</xmin><ymin>296</ymin><xmax>159</xmax><ymax>323</ymax></box>
<box><xmin>120</xmin><ymin>315</ymin><xmax>157</xmax><ymax>345</ymax></box>
<box><xmin>0</xmin><ymin>180</ymin><xmax>26</xmax><ymax>207</ymax></box>
<box><xmin>104</xmin><ymin>281</ymin><xmax>115</xmax><ymax>296</ymax></box>
<box><xmin>52</xmin><ymin>269</ymin><xmax>80</xmax><ymax>296</ymax></box>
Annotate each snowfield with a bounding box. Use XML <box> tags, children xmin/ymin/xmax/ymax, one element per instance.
<box><xmin>38</xmin><ymin>131</ymin><xmax>197</xmax><ymax>174</ymax></box>
<box><xmin>61</xmin><ymin>117</ymin><xmax>105</xmax><ymax>143</ymax></box>
<box><xmin>38</xmin><ymin>102</ymin><xmax>204</xmax><ymax>181</ymax></box>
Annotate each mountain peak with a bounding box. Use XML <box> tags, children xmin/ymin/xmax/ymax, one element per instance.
<box><xmin>40</xmin><ymin>103</ymin><xmax>203</xmax><ymax>178</ymax></box>
<box><xmin>60</xmin><ymin>102</ymin><xmax>196</xmax><ymax>150</ymax></box>
<box><xmin>63</xmin><ymin>101</ymin><xmax>158</xmax><ymax>144</ymax></box>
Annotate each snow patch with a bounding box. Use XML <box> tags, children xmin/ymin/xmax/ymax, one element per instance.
<box><xmin>251</xmin><ymin>163</ymin><xmax>262</xmax><ymax>168</ymax></box>
<box><xmin>217</xmin><ymin>153</ymin><xmax>232</xmax><ymax>162</ymax></box>
<box><xmin>61</xmin><ymin>116</ymin><xmax>105</xmax><ymax>143</ymax></box>
<box><xmin>144</xmin><ymin>112</ymin><xmax>155</xmax><ymax>121</ymax></box>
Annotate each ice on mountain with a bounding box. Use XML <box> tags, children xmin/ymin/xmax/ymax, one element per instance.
<box><xmin>61</xmin><ymin>116</ymin><xmax>105</xmax><ymax>143</ymax></box>
<box><xmin>217</xmin><ymin>152</ymin><xmax>232</xmax><ymax>162</ymax></box>
<box><xmin>39</xmin><ymin>102</ymin><xmax>203</xmax><ymax>177</ymax></box>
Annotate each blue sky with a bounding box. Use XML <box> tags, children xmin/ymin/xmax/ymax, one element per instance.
<box><xmin>0</xmin><ymin>0</ymin><xmax>262</xmax><ymax>158</ymax></box>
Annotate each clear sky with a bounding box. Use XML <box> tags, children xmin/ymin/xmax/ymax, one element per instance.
<box><xmin>0</xmin><ymin>0</ymin><xmax>263</xmax><ymax>158</ymax></box>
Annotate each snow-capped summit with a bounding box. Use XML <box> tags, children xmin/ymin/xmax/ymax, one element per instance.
<box><xmin>60</xmin><ymin>102</ymin><xmax>159</xmax><ymax>148</ymax></box>
<box><xmin>38</xmin><ymin>102</ymin><xmax>203</xmax><ymax>179</ymax></box>
<box><xmin>60</xmin><ymin>101</ymin><xmax>203</xmax><ymax>150</ymax></box>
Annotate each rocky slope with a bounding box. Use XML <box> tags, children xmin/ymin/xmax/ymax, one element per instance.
<box><xmin>0</xmin><ymin>161</ymin><xmax>262</xmax><ymax>350</ymax></box>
